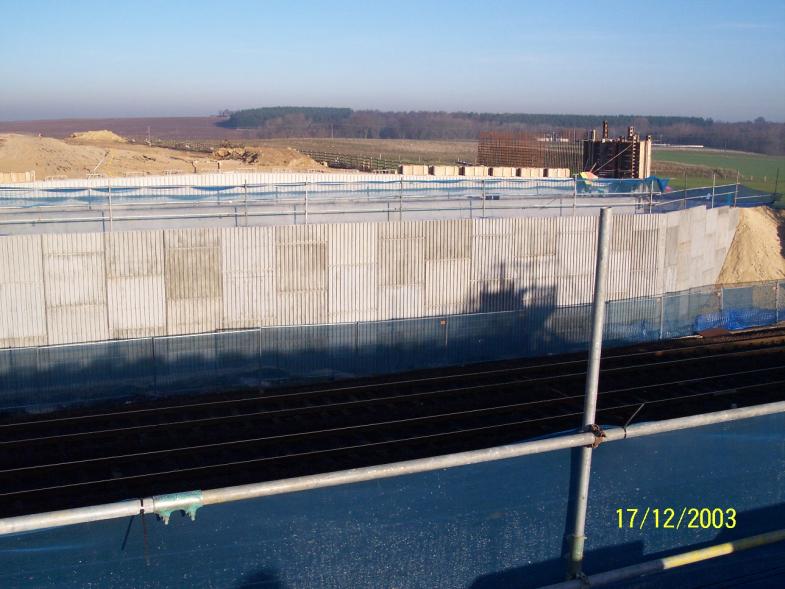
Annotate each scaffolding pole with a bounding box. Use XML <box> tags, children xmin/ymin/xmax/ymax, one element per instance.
<box><xmin>1</xmin><ymin>400</ymin><xmax>783</xmax><ymax>537</ymax></box>
<box><xmin>566</xmin><ymin>207</ymin><xmax>613</xmax><ymax>579</ymax></box>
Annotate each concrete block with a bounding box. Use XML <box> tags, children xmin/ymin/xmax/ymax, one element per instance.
<box><xmin>459</xmin><ymin>166</ymin><xmax>488</xmax><ymax>177</ymax></box>
<box><xmin>399</xmin><ymin>164</ymin><xmax>429</xmax><ymax>176</ymax></box>
<box><xmin>489</xmin><ymin>167</ymin><xmax>516</xmax><ymax>177</ymax></box>
<box><xmin>429</xmin><ymin>165</ymin><xmax>460</xmax><ymax>176</ymax></box>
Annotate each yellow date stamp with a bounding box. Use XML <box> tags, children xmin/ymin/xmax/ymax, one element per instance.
<box><xmin>616</xmin><ymin>507</ymin><xmax>737</xmax><ymax>530</ymax></box>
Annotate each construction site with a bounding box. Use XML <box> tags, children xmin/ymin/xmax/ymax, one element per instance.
<box><xmin>0</xmin><ymin>126</ymin><xmax>784</xmax><ymax>589</ymax></box>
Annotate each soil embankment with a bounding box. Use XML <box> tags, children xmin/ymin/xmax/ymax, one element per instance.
<box><xmin>0</xmin><ymin>133</ymin><xmax>324</xmax><ymax>179</ymax></box>
<box><xmin>718</xmin><ymin>207</ymin><xmax>785</xmax><ymax>284</ymax></box>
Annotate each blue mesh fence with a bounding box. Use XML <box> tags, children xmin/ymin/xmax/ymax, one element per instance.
<box><xmin>0</xmin><ymin>280</ymin><xmax>782</xmax><ymax>415</ymax></box>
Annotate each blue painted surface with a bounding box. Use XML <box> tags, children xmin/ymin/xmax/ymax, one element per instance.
<box><xmin>1</xmin><ymin>413</ymin><xmax>783</xmax><ymax>588</ymax></box>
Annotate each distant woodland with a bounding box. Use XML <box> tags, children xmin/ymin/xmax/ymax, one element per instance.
<box><xmin>220</xmin><ymin>107</ymin><xmax>785</xmax><ymax>155</ymax></box>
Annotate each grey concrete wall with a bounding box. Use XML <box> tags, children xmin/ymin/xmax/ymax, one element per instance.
<box><xmin>0</xmin><ymin>206</ymin><xmax>739</xmax><ymax>348</ymax></box>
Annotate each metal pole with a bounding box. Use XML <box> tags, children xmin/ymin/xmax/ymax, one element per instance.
<box><xmin>734</xmin><ymin>171</ymin><xmax>740</xmax><ymax>207</ymax></box>
<box><xmin>2</xmin><ymin>399</ymin><xmax>784</xmax><ymax>537</ymax></box>
<box><xmin>573</xmin><ymin>176</ymin><xmax>577</xmax><ymax>216</ymax></box>
<box><xmin>108</xmin><ymin>183</ymin><xmax>113</xmax><ymax>232</ymax></box>
<box><xmin>711</xmin><ymin>173</ymin><xmax>716</xmax><ymax>209</ymax></box>
<box><xmin>566</xmin><ymin>207</ymin><xmax>612</xmax><ymax>579</ymax></box>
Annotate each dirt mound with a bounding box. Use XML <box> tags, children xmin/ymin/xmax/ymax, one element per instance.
<box><xmin>69</xmin><ymin>130</ymin><xmax>127</xmax><ymax>143</ymax></box>
<box><xmin>213</xmin><ymin>145</ymin><xmax>321</xmax><ymax>170</ymax></box>
<box><xmin>0</xmin><ymin>134</ymin><xmax>325</xmax><ymax>179</ymax></box>
<box><xmin>718</xmin><ymin>207</ymin><xmax>785</xmax><ymax>284</ymax></box>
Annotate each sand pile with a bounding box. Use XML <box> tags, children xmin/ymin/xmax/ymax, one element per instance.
<box><xmin>718</xmin><ymin>207</ymin><xmax>785</xmax><ymax>284</ymax></box>
<box><xmin>69</xmin><ymin>130</ymin><xmax>127</xmax><ymax>143</ymax></box>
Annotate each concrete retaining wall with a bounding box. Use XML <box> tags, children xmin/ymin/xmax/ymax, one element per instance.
<box><xmin>0</xmin><ymin>207</ymin><xmax>739</xmax><ymax>348</ymax></box>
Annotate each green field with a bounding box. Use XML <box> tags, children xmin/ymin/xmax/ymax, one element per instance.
<box><xmin>653</xmin><ymin>149</ymin><xmax>784</xmax><ymax>194</ymax></box>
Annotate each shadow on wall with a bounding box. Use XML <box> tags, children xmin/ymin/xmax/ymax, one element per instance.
<box><xmin>471</xmin><ymin>501</ymin><xmax>785</xmax><ymax>589</ymax></box>
<box><xmin>0</xmin><ymin>273</ymin><xmax>576</xmax><ymax>417</ymax></box>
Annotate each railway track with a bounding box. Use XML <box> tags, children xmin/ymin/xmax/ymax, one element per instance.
<box><xmin>2</xmin><ymin>328</ymin><xmax>784</xmax><ymax>518</ymax></box>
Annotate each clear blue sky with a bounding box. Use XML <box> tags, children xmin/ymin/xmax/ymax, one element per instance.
<box><xmin>1</xmin><ymin>0</ymin><xmax>784</xmax><ymax>122</ymax></box>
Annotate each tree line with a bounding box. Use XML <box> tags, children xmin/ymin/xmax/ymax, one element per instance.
<box><xmin>219</xmin><ymin>107</ymin><xmax>785</xmax><ymax>155</ymax></box>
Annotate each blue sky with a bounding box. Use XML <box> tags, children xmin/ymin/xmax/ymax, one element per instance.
<box><xmin>1</xmin><ymin>0</ymin><xmax>784</xmax><ymax>121</ymax></box>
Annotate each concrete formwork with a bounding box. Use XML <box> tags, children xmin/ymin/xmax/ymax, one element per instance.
<box><xmin>0</xmin><ymin>207</ymin><xmax>739</xmax><ymax>348</ymax></box>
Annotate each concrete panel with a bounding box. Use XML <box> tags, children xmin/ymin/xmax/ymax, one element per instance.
<box><xmin>607</xmin><ymin>251</ymin><xmax>632</xmax><ymax>299</ymax></box>
<box><xmin>469</xmin><ymin>279</ymin><xmax>519</xmax><ymax>312</ymax></box>
<box><xmin>425</xmin><ymin>219</ymin><xmax>472</xmax><ymax>260</ymax></box>
<box><xmin>557</xmin><ymin>274</ymin><xmax>595</xmax><ymax>306</ymax></box>
<box><xmin>0</xmin><ymin>235</ymin><xmax>46</xmax><ymax>347</ymax></box>
<box><xmin>329</xmin><ymin>265</ymin><xmax>377</xmax><ymax>323</ymax></box>
<box><xmin>378</xmin><ymin>285</ymin><xmax>424</xmax><ymax>320</ymax></box>
<box><xmin>425</xmin><ymin>258</ymin><xmax>472</xmax><ymax>315</ymax></box>
<box><xmin>222</xmin><ymin>227</ymin><xmax>276</xmax><ymax>328</ymax></box>
<box><xmin>556</xmin><ymin>220</ymin><xmax>597</xmax><ymax>277</ymax></box>
<box><xmin>165</xmin><ymin>228</ymin><xmax>222</xmax><ymax>335</ymax></box>
<box><xmin>471</xmin><ymin>218</ymin><xmax>516</xmax><ymax>282</ymax></box>
<box><xmin>275</xmin><ymin>225</ymin><xmax>327</xmax><ymax>325</ymax></box>
<box><xmin>277</xmin><ymin>291</ymin><xmax>328</xmax><ymax>325</ymax></box>
<box><xmin>43</xmin><ymin>233</ymin><xmax>108</xmax><ymax>344</ymax></box>
<box><xmin>378</xmin><ymin>223</ymin><xmax>425</xmax><ymax>287</ymax></box>
<box><xmin>328</xmin><ymin>224</ymin><xmax>377</xmax><ymax>323</ymax></box>
<box><xmin>516</xmin><ymin>217</ymin><xmax>558</xmax><ymax>257</ymax></box>
<box><xmin>328</xmin><ymin>224</ymin><xmax>377</xmax><ymax>266</ymax></box>
<box><xmin>106</xmin><ymin>231</ymin><xmax>166</xmax><ymax>339</ymax></box>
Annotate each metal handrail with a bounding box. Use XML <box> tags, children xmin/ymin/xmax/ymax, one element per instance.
<box><xmin>0</xmin><ymin>400</ymin><xmax>782</xmax><ymax>536</ymax></box>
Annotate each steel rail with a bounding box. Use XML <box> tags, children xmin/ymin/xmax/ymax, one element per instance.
<box><xmin>5</xmin><ymin>362</ymin><xmax>781</xmax><ymax>445</ymax></box>
<box><xmin>3</xmin><ymin>329</ymin><xmax>784</xmax><ymax>430</ymax></box>
<box><xmin>1</xmin><ymin>399</ymin><xmax>783</xmax><ymax>536</ymax></box>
